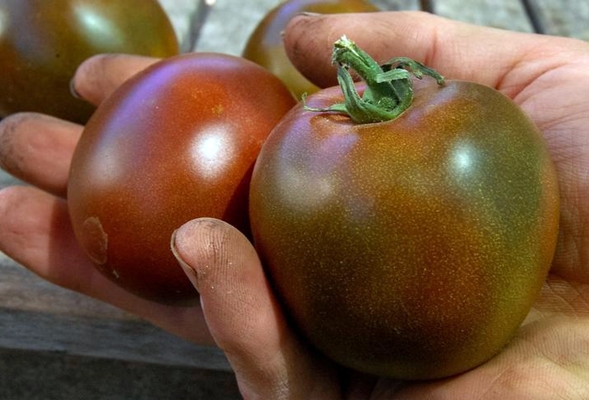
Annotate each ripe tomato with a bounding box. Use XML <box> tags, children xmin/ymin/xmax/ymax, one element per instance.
<box><xmin>242</xmin><ymin>0</ymin><xmax>379</xmax><ymax>100</ymax></box>
<box><xmin>68</xmin><ymin>53</ymin><xmax>295</xmax><ymax>304</ymax></box>
<box><xmin>249</xmin><ymin>38</ymin><xmax>560</xmax><ymax>379</ymax></box>
<box><xmin>0</xmin><ymin>0</ymin><xmax>179</xmax><ymax>123</ymax></box>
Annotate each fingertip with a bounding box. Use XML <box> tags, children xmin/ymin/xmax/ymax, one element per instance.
<box><xmin>172</xmin><ymin>218</ymin><xmax>227</xmax><ymax>291</ymax></box>
<box><xmin>171</xmin><ymin>229</ymin><xmax>200</xmax><ymax>292</ymax></box>
<box><xmin>171</xmin><ymin>217</ymin><xmax>257</xmax><ymax>292</ymax></box>
<box><xmin>283</xmin><ymin>11</ymin><xmax>416</xmax><ymax>88</ymax></box>
<box><xmin>71</xmin><ymin>54</ymin><xmax>110</xmax><ymax>105</ymax></box>
<box><xmin>71</xmin><ymin>53</ymin><xmax>160</xmax><ymax>106</ymax></box>
<box><xmin>283</xmin><ymin>13</ymin><xmax>339</xmax><ymax>88</ymax></box>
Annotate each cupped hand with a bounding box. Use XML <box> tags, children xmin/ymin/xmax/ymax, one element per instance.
<box><xmin>177</xmin><ymin>11</ymin><xmax>589</xmax><ymax>399</ymax></box>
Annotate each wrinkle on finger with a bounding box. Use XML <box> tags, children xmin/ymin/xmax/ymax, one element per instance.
<box><xmin>72</xmin><ymin>53</ymin><xmax>160</xmax><ymax>106</ymax></box>
<box><xmin>0</xmin><ymin>112</ymin><xmax>81</xmax><ymax>197</ymax></box>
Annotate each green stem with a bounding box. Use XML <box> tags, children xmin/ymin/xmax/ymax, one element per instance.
<box><xmin>305</xmin><ymin>36</ymin><xmax>445</xmax><ymax>124</ymax></box>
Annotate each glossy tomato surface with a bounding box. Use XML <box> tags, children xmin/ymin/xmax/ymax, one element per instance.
<box><xmin>0</xmin><ymin>0</ymin><xmax>179</xmax><ymax>123</ymax></box>
<box><xmin>242</xmin><ymin>0</ymin><xmax>379</xmax><ymax>100</ymax></box>
<box><xmin>250</xmin><ymin>82</ymin><xmax>560</xmax><ymax>379</ymax></box>
<box><xmin>68</xmin><ymin>53</ymin><xmax>295</xmax><ymax>304</ymax></box>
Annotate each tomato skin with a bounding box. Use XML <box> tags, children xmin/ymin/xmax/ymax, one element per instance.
<box><xmin>68</xmin><ymin>53</ymin><xmax>295</xmax><ymax>305</ymax></box>
<box><xmin>249</xmin><ymin>82</ymin><xmax>560</xmax><ymax>379</ymax></box>
<box><xmin>242</xmin><ymin>0</ymin><xmax>379</xmax><ymax>100</ymax></box>
<box><xmin>0</xmin><ymin>0</ymin><xmax>179</xmax><ymax>123</ymax></box>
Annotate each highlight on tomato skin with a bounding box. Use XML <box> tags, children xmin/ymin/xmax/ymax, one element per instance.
<box><xmin>242</xmin><ymin>0</ymin><xmax>379</xmax><ymax>100</ymax></box>
<box><xmin>249</xmin><ymin>37</ymin><xmax>560</xmax><ymax>380</ymax></box>
<box><xmin>0</xmin><ymin>0</ymin><xmax>180</xmax><ymax>123</ymax></box>
<box><xmin>67</xmin><ymin>52</ymin><xmax>296</xmax><ymax>305</ymax></box>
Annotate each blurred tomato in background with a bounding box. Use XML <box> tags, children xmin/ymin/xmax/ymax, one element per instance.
<box><xmin>0</xmin><ymin>0</ymin><xmax>179</xmax><ymax>123</ymax></box>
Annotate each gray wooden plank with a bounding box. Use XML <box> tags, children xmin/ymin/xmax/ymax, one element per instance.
<box><xmin>0</xmin><ymin>348</ymin><xmax>240</xmax><ymax>400</ymax></box>
<box><xmin>0</xmin><ymin>306</ymin><xmax>230</xmax><ymax>371</ymax></box>
<box><xmin>0</xmin><ymin>252</ymin><xmax>132</xmax><ymax>320</ymax></box>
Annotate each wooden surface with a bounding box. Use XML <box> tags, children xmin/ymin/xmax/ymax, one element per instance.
<box><xmin>0</xmin><ymin>0</ymin><xmax>587</xmax><ymax>399</ymax></box>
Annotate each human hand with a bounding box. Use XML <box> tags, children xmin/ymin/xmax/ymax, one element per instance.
<box><xmin>173</xmin><ymin>11</ymin><xmax>589</xmax><ymax>399</ymax></box>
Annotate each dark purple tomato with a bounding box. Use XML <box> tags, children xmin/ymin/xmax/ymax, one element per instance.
<box><xmin>68</xmin><ymin>53</ymin><xmax>296</xmax><ymax>304</ymax></box>
<box><xmin>0</xmin><ymin>0</ymin><xmax>179</xmax><ymax>123</ymax></box>
<box><xmin>249</xmin><ymin>41</ymin><xmax>560</xmax><ymax>379</ymax></box>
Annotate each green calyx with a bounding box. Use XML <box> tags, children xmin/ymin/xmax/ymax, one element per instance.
<box><xmin>305</xmin><ymin>35</ymin><xmax>445</xmax><ymax>124</ymax></box>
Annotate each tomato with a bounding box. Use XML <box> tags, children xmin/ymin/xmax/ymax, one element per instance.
<box><xmin>0</xmin><ymin>0</ymin><xmax>179</xmax><ymax>123</ymax></box>
<box><xmin>249</xmin><ymin>38</ymin><xmax>560</xmax><ymax>379</ymax></box>
<box><xmin>67</xmin><ymin>53</ymin><xmax>295</xmax><ymax>305</ymax></box>
<box><xmin>242</xmin><ymin>0</ymin><xmax>379</xmax><ymax>100</ymax></box>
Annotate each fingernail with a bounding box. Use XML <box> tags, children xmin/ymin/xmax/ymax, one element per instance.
<box><xmin>69</xmin><ymin>77</ymin><xmax>84</xmax><ymax>100</ymax></box>
<box><xmin>171</xmin><ymin>228</ymin><xmax>200</xmax><ymax>291</ymax></box>
<box><xmin>298</xmin><ymin>11</ymin><xmax>321</xmax><ymax>17</ymax></box>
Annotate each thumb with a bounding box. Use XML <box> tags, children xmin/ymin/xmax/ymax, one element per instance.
<box><xmin>283</xmin><ymin>11</ymin><xmax>581</xmax><ymax>95</ymax></box>
<box><xmin>171</xmin><ymin>218</ymin><xmax>340</xmax><ymax>400</ymax></box>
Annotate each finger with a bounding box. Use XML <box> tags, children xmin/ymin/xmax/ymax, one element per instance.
<box><xmin>0</xmin><ymin>185</ymin><xmax>212</xmax><ymax>344</ymax></box>
<box><xmin>0</xmin><ymin>112</ymin><xmax>81</xmax><ymax>197</ymax></box>
<box><xmin>72</xmin><ymin>53</ymin><xmax>160</xmax><ymax>106</ymax></box>
<box><xmin>284</xmin><ymin>11</ymin><xmax>586</xmax><ymax>96</ymax></box>
<box><xmin>172</xmin><ymin>218</ymin><xmax>341</xmax><ymax>399</ymax></box>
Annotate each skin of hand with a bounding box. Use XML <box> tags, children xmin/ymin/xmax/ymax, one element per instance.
<box><xmin>2</xmin><ymin>10</ymin><xmax>589</xmax><ymax>400</ymax></box>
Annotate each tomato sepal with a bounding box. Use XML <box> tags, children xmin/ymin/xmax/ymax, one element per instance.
<box><xmin>304</xmin><ymin>36</ymin><xmax>446</xmax><ymax>123</ymax></box>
